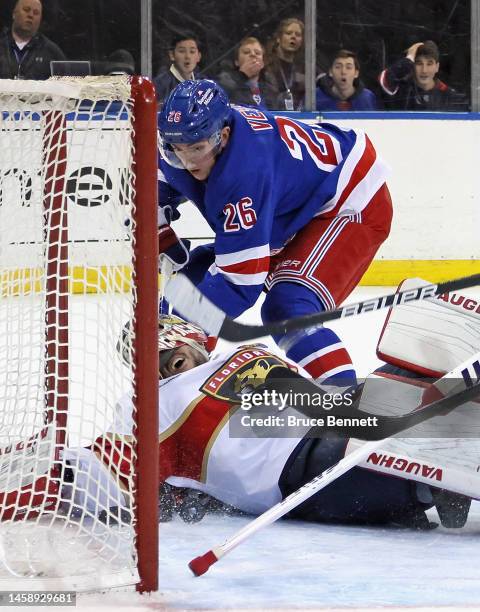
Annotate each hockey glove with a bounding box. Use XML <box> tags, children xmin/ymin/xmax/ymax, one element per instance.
<box><xmin>158</xmin><ymin>203</ymin><xmax>180</xmax><ymax>226</ymax></box>
<box><xmin>158</xmin><ymin>224</ymin><xmax>190</xmax><ymax>272</ymax></box>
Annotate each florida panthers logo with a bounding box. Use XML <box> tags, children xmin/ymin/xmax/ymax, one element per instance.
<box><xmin>233</xmin><ymin>359</ymin><xmax>277</xmax><ymax>393</ymax></box>
<box><xmin>201</xmin><ymin>348</ymin><xmax>295</xmax><ymax>402</ymax></box>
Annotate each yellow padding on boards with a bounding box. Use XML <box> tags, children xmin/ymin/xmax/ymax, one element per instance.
<box><xmin>360</xmin><ymin>260</ymin><xmax>480</xmax><ymax>286</ymax></box>
<box><xmin>1</xmin><ymin>261</ymin><xmax>479</xmax><ymax>296</ymax></box>
<box><xmin>70</xmin><ymin>266</ymin><xmax>133</xmax><ymax>293</ymax></box>
<box><xmin>0</xmin><ymin>268</ymin><xmax>44</xmax><ymax>296</ymax></box>
<box><xmin>0</xmin><ymin>266</ymin><xmax>135</xmax><ymax>296</ymax></box>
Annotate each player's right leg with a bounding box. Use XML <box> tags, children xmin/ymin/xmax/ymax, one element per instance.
<box><xmin>262</xmin><ymin>184</ymin><xmax>392</xmax><ymax>385</ymax></box>
<box><xmin>261</xmin><ymin>281</ymin><xmax>356</xmax><ymax>385</ymax></box>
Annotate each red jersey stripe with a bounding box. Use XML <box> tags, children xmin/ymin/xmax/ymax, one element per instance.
<box><xmin>160</xmin><ymin>394</ymin><xmax>234</xmax><ymax>482</ymax></box>
<box><xmin>301</xmin><ymin>347</ymin><xmax>353</xmax><ymax>378</ymax></box>
<box><xmin>218</xmin><ymin>255</ymin><xmax>271</xmax><ymax>275</ymax></box>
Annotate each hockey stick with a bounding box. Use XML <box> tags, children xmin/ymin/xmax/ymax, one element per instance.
<box><xmin>164</xmin><ymin>273</ymin><xmax>480</xmax><ymax>342</ymax></box>
<box><xmin>159</xmin><ymin>255</ymin><xmax>174</xmax><ymax>315</ymax></box>
<box><xmin>188</xmin><ymin>353</ymin><xmax>480</xmax><ymax>576</ymax></box>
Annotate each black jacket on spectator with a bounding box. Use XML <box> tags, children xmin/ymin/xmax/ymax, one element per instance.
<box><xmin>263</xmin><ymin>58</ymin><xmax>305</xmax><ymax>111</ymax></box>
<box><xmin>216</xmin><ymin>68</ymin><xmax>269</xmax><ymax>109</ymax></box>
<box><xmin>0</xmin><ymin>29</ymin><xmax>66</xmax><ymax>80</ymax></box>
<box><xmin>379</xmin><ymin>57</ymin><xmax>469</xmax><ymax>112</ymax></box>
<box><xmin>154</xmin><ymin>67</ymin><xmax>204</xmax><ymax>106</ymax></box>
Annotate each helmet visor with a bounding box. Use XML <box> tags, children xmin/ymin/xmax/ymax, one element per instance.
<box><xmin>158</xmin><ymin>130</ymin><xmax>222</xmax><ymax>170</ymax></box>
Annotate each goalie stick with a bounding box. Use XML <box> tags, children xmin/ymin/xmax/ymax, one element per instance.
<box><xmin>188</xmin><ymin>351</ymin><xmax>480</xmax><ymax>576</ymax></box>
<box><xmin>164</xmin><ymin>273</ymin><xmax>480</xmax><ymax>342</ymax></box>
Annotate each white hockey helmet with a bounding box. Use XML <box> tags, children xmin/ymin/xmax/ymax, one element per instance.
<box><xmin>117</xmin><ymin>314</ymin><xmax>211</xmax><ymax>369</ymax></box>
<box><xmin>158</xmin><ymin>314</ymin><xmax>210</xmax><ymax>359</ymax></box>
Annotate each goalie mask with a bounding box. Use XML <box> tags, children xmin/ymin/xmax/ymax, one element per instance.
<box><xmin>117</xmin><ymin>315</ymin><xmax>211</xmax><ymax>376</ymax></box>
<box><xmin>158</xmin><ymin>314</ymin><xmax>210</xmax><ymax>358</ymax></box>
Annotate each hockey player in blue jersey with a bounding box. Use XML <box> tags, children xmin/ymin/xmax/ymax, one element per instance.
<box><xmin>158</xmin><ymin>79</ymin><xmax>393</xmax><ymax>385</ymax></box>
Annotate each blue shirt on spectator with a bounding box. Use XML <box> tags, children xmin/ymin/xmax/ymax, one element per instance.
<box><xmin>316</xmin><ymin>75</ymin><xmax>380</xmax><ymax>111</ymax></box>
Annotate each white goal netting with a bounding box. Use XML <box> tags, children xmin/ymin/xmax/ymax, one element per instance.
<box><xmin>0</xmin><ymin>76</ymin><xmax>158</xmax><ymax>591</ymax></box>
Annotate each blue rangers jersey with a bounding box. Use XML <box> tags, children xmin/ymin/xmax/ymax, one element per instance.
<box><xmin>159</xmin><ymin>106</ymin><xmax>390</xmax><ymax>317</ymax></box>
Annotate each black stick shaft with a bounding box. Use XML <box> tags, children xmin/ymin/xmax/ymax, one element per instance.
<box><xmin>220</xmin><ymin>273</ymin><xmax>480</xmax><ymax>342</ymax></box>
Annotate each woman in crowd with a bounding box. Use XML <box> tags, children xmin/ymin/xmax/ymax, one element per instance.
<box><xmin>263</xmin><ymin>17</ymin><xmax>305</xmax><ymax>110</ymax></box>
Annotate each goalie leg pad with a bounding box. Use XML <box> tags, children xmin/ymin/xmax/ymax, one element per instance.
<box><xmin>279</xmin><ymin>434</ymin><xmax>434</xmax><ymax>527</ymax></box>
<box><xmin>61</xmin><ymin>447</ymin><xmax>129</xmax><ymax>518</ymax></box>
<box><xmin>345</xmin><ymin>369</ymin><xmax>480</xmax><ymax>526</ymax></box>
<box><xmin>377</xmin><ymin>278</ymin><xmax>480</xmax><ymax>377</ymax></box>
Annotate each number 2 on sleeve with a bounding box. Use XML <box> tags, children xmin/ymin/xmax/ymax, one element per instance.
<box><xmin>276</xmin><ymin>116</ymin><xmax>341</xmax><ymax>170</ymax></box>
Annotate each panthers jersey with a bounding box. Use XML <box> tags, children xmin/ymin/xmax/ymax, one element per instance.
<box><xmin>68</xmin><ymin>347</ymin><xmax>310</xmax><ymax>515</ymax></box>
<box><xmin>159</xmin><ymin>107</ymin><xmax>390</xmax><ymax>317</ymax></box>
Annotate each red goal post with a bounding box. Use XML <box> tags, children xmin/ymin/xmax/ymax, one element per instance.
<box><xmin>0</xmin><ymin>76</ymin><xmax>159</xmax><ymax>592</ymax></box>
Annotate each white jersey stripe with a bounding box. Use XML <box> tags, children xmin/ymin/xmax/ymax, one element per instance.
<box><xmin>215</xmin><ymin>244</ymin><xmax>270</xmax><ymax>267</ymax></box>
<box><xmin>379</xmin><ymin>69</ymin><xmax>399</xmax><ymax>96</ymax></box>
<box><xmin>297</xmin><ymin>342</ymin><xmax>345</xmax><ymax>367</ymax></box>
<box><xmin>316</xmin><ymin>364</ymin><xmax>355</xmax><ymax>382</ymax></box>
<box><xmin>322</xmin><ymin>131</ymin><xmax>367</xmax><ymax>214</ymax></box>
<box><xmin>341</xmin><ymin>156</ymin><xmax>390</xmax><ymax>213</ymax></box>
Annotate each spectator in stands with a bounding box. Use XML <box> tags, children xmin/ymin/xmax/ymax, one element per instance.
<box><xmin>106</xmin><ymin>49</ymin><xmax>135</xmax><ymax>76</ymax></box>
<box><xmin>0</xmin><ymin>0</ymin><xmax>65</xmax><ymax>80</ymax></box>
<box><xmin>263</xmin><ymin>17</ymin><xmax>305</xmax><ymax>110</ymax></box>
<box><xmin>378</xmin><ymin>40</ymin><xmax>469</xmax><ymax>111</ymax></box>
<box><xmin>216</xmin><ymin>36</ymin><xmax>270</xmax><ymax>109</ymax></box>
<box><xmin>316</xmin><ymin>49</ymin><xmax>380</xmax><ymax>111</ymax></box>
<box><xmin>154</xmin><ymin>33</ymin><xmax>204</xmax><ymax>107</ymax></box>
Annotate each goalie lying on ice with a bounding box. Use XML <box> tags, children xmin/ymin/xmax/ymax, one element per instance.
<box><xmin>62</xmin><ymin>284</ymin><xmax>480</xmax><ymax>530</ymax></box>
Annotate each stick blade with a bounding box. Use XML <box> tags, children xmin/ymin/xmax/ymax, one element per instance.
<box><xmin>164</xmin><ymin>274</ymin><xmax>226</xmax><ymax>337</ymax></box>
<box><xmin>188</xmin><ymin>549</ymin><xmax>219</xmax><ymax>576</ymax></box>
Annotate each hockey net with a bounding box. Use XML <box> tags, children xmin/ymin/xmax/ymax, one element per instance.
<box><xmin>0</xmin><ymin>77</ymin><xmax>159</xmax><ymax>591</ymax></box>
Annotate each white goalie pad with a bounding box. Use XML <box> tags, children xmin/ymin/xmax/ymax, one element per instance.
<box><xmin>377</xmin><ymin>278</ymin><xmax>480</xmax><ymax>376</ymax></box>
<box><xmin>347</xmin><ymin>372</ymin><xmax>480</xmax><ymax>500</ymax></box>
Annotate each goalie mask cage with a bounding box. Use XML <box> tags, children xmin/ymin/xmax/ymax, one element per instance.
<box><xmin>0</xmin><ymin>77</ymin><xmax>159</xmax><ymax>592</ymax></box>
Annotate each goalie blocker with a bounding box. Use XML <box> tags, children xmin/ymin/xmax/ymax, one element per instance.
<box><xmin>37</xmin><ymin>280</ymin><xmax>480</xmax><ymax>528</ymax></box>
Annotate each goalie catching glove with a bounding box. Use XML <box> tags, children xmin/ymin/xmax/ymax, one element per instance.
<box><xmin>158</xmin><ymin>224</ymin><xmax>190</xmax><ymax>272</ymax></box>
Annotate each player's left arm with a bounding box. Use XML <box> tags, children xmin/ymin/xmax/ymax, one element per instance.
<box><xmin>196</xmin><ymin>183</ymin><xmax>275</xmax><ymax>318</ymax></box>
<box><xmin>157</xmin><ymin>166</ymin><xmax>192</xmax><ymax>271</ymax></box>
